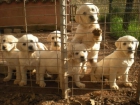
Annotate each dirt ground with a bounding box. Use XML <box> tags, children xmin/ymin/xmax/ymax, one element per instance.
<box><xmin>0</xmin><ymin>32</ymin><xmax>140</xmax><ymax>105</ymax></box>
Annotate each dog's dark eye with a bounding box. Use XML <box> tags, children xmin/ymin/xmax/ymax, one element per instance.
<box><xmin>83</xmin><ymin>12</ymin><xmax>86</xmax><ymax>15</ymax></box>
<box><xmin>30</xmin><ymin>40</ymin><xmax>33</xmax><ymax>42</ymax></box>
<box><xmin>52</xmin><ymin>37</ymin><xmax>54</xmax><ymax>40</ymax></box>
<box><xmin>91</xmin><ymin>8</ymin><xmax>94</xmax><ymax>11</ymax></box>
<box><xmin>132</xmin><ymin>41</ymin><xmax>134</xmax><ymax>44</ymax></box>
<box><xmin>123</xmin><ymin>43</ymin><xmax>126</xmax><ymax>45</ymax></box>
<box><xmin>3</xmin><ymin>40</ymin><xmax>5</xmax><ymax>42</ymax></box>
<box><xmin>9</xmin><ymin>42</ymin><xmax>12</xmax><ymax>44</ymax></box>
<box><xmin>23</xmin><ymin>43</ymin><xmax>26</xmax><ymax>46</ymax></box>
<box><xmin>59</xmin><ymin>37</ymin><xmax>61</xmax><ymax>39</ymax></box>
<box><xmin>75</xmin><ymin>52</ymin><xmax>79</xmax><ymax>55</ymax></box>
<box><xmin>83</xmin><ymin>50</ymin><xmax>86</xmax><ymax>52</ymax></box>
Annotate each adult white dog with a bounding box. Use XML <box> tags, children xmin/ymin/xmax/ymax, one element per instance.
<box><xmin>39</xmin><ymin>43</ymin><xmax>88</xmax><ymax>88</ymax></box>
<box><xmin>47</xmin><ymin>30</ymin><xmax>68</xmax><ymax>51</ymax></box>
<box><xmin>71</xmin><ymin>3</ymin><xmax>102</xmax><ymax>65</ymax></box>
<box><xmin>1</xmin><ymin>35</ymin><xmax>20</xmax><ymax>84</ymax></box>
<box><xmin>16</xmin><ymin>34</ymin><xmax>48</xmax><ymax>86</ymax></box>
<box><xmin>91</xmin><ymin>35</ymin><xmax>139</xmax><ymax>90</ymax></box>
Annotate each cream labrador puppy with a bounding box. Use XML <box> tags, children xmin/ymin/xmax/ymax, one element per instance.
<box><xmin>47</xmin><ymin>30</ymin><xmax>68</xmax><ymax>50</ymax></box>
<box><xmin>91</xmin><ymin>35</ymin><xmax>139</xmax><ymax>90</ymax></box>
<box><xmin>71</xmin><ymin>3</ymin><xmax>101</xmax><ymax>65</ymax></box>
<box><xmin>39</xmin><ymin>43</ymin><xmax>88</xmax><ymax>88</ymax></box>
<box><xmin>1</xmin><ymin>35</ymin><xmax>21</xmax><ymax>84</ymax></box>
<box><xmin>16</xmin><ymin>34</ymin><xmax>48</xmax><ymax>86</ymax></box>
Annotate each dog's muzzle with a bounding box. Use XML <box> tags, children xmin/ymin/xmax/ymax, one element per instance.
<box><xmin>2</xmin><ymin>46</ymin><xmax>6</xmax><ymax>50</ymax></box>
<box><xmin>28</xmin><ymin>46</ymin><xmax>34</xmax><ymax>51</ymax></box>
<box><xmin>54</xmin><ymin>42</ymin><xmax>60</xmax><ymax>47</ymax></box>
<box><xmin>89</xmin><ymin>15</ymin><xmax>95</xmax><ymax>22</ymax></box>
<box><xmin>127</xmin><ymin>47</ymin><xmax>133</xmax><ymax>53</ymax></box>
<box><xmin>80</xmin><ymin>56</ymin><xmax>86</xmax><ymax>62</ymax></box>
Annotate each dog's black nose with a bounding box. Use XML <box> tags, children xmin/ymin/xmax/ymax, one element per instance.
<box><xmin>89</xmin><ymin>15</ymin><xmax>95</xmax><ymax>21</ymax></box>
<box><xmin>80</xmin><ymin>56</ymin><xmax>85</xmax><ymax>62</ymax></box>
<box><xmin>128</xmin><ymin>47</ymin><xmax>132</xmax><ymax>50</ymax></box>
<box><xmin>28</xmin><ymin>46</ymin><xmax>33</xmax><ymax>50</ymax></box>
<box><xmin>2</xmin><ymin>46</ymin><xmax>6</xmax><ymax>50</ymax></box>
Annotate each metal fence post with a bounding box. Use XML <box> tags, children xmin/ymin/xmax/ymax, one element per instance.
<box><xmin>60</xmin><ymin>0</ymin><xmax>69</xmax><ymax>99</ymax></box>
<box><xmin>136</xmin><ymin>0</ymin><xmax>140</xmax><ymax>103</ymax></box>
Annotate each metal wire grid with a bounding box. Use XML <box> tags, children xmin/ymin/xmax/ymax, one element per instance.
<box><xmin>0</xmin><ymin>0</ymin><xmax>140</xmax><ymax>104</ymax></box>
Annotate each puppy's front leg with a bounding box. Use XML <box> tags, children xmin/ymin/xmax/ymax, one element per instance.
<box><xmin>122</xmin><ymin>69</ymin><xmax>132</xmax><ymax>87</ymax></box>
<box><xmin>109</xmin><ymin>69</ymin><xmax>119</xmax><ymax>90</ymax></box>
<box><xmin>74</xmin><ymin>74</ymin><xmax>85</xmax><ymax>88</ymax></box>
<box><xmin>39</xmin><ymin>67</ymin><xmax>46</xmax><ymax>87</ymax></box>
<box><xmin>19</xmin><ymin>67</ymin><xmax>27</xmax><ymax>86</ymax></box>
<box><xmin>3</xmin><ymin>67</ymin><xmax>12</xmax><ymax>82</ymax></box>
<box><xmin>35</xmin><ymin>67</ymin><xmax>39</xmax><ymax>84</ymax></box>
<box><xmin>14</xmin><ymin>66</ymin><xmax>21</xmax><ymax>84</ymax></box>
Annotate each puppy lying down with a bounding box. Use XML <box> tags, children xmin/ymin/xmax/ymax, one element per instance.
<box><xmin>39</xmin><ymin>43</ymin><xmax>88</xmax><ymax>88</ymax></box>
<box><xmin>91</xmin><ymin>35</ymin><xmax>139</xmax><ymax>90</ymax></box>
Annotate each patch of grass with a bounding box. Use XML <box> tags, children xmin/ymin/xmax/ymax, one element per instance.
<box><xmin>110</xmin><ymin>16</ymin><xmax>140</xmax><ymax>41</ymax></box>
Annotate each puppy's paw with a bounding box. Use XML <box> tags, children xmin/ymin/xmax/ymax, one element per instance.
<box><xmin>3</xmin><ymin>77</ymin><xmax>11</xmax><ymax>82</ymax></box>
<box><xmin>14</xmin><ymin>80</ymin><xmax>21</xmax><ymax>84</ymax></box>
<box><xmin>40</xmin><ymin>81</ymin><xmax>46</xmax><ymax>87</ymax></box>
<box><xmin>124</xmin><ymin>82</ymin><xmax>132</xmax><ymax>87</ymax></box>
<box><xmin>76</xmin><ymin>82</ymin><xmax>85</xmax><ymax>88</ymax></box>
<box><xmin>92</xmin><ymin>28</ymin><xmax>102</xmax><ymax>36</ymax></box>
<box><xmin>36</xmin><ymin>81</ymin><xmax>40</xmax><ymax>85</ymax></box>
<box><xmin>19</xmin><ymin>81</ymin><xmax>27</xmax><ymax>86</ymax></box>
<box><xmin>110</xmin><ymin>84</ymin><xmax>119</xmax><ymax>90</ymax></box>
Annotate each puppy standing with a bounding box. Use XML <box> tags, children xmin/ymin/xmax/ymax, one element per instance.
<box><xmin>91</xmin><ymin>35</ymin><xmax>139</xmax><ymax>90</ymax></box>
<box><xmin>1</xmin><ymin>35</ymin><xmax>20</xmax><ymax>84</ymax></box>
<box><xmin>71</xmin><ymin>3</ymin><xmax>102</xmax><ymax>65</ymax></box>
<box><xmin>16</xmin><ymin>34</ymin><xmax>48</xmax><ymax>86</ymax></box>
<box><xmin>39</xmin><ymin>43</ymin><xmax>88</xmax><ymax>88</ymax></box>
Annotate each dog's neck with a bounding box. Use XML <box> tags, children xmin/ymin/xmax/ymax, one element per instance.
<box><xmin>3</xmin><ymin>47</ymin><xmax>18</xmax><ymax>57</ymax></box>
<box><xmin>80</xmin><ymin>21</ymin><xmax>99</xmax><ymax>28</ymax></box>
<box><xmin>20</xmin><ymin>51</ymin><xmax>39</xmax><ymax>58</ymax></box>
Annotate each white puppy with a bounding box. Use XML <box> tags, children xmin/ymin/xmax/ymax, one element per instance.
<box><xmin>47</xmin><ymin>30</ymin><xmax>68</xmax><ymax>51</ymax></box>
<box><xmin>1</xmin><ymin>35</ymin><xmax>20</xmax><ymax>84</ymax></box>
<box><xmin>91</xmin><ymin>35</ymin><xmax>139</xmax><ymax>90</ymax></box>
<box><xmin>16</xmin><ymin>34</ymin><xmax>48</xmax><ymax>86</ymax></box>
<box><xmin>71</xmin><ymin>3</ymin><xmax>101</xmax><ymax>65</ymax></box>
<box><xmin>39</xmin><ymin>43</ymin><xmax>88</xmax><ymax>88</ymax></box>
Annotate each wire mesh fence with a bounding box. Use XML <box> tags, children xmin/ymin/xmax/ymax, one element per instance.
<box><xmin>0</xmin><ymin>0</ymin><xmax>140</xmax><ymax>104</ymax></box>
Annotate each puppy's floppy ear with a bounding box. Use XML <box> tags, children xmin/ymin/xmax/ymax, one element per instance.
<box><xmin>135</xmin><ymin>39</ymin><xmax>139</xmax><ymax>49</ymax></box>
<box><xmin>94</xmin><ymin>5</ymin><xmax>99</xmax><ymax>13</ymax></box>
<box><xmin>115</xmin><ymin>37</ymin><xmax>122</xmax><ymax>49</ymax></box>
<box><xmin>33</xmin><ymin>35</ymin><xmax>39</xmax><ymax>42</ymax></box>
<box><xmin>75</xmin><ymin>9</ymin><xmax>83</xmax><ymax>24</ymax></box>
<box><xmin>13</xmin><ymin>36</ymin><xmax>18</xmax><ymax>49</ymax></box>
<box><xmin>47</xmin><ymin>33</ymin><xmax>52</xmax><ymax>42</ymax></box>
<box><xmin>16</xmin><ymin>38</ymin><xmax>23</xmax><ymax>51</ymax></box>
<box><xmin>36</xmin><ymin>42</ymin><xmax>48</xmax><ymax>50</ymax></box>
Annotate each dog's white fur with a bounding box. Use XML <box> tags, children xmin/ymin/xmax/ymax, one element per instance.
<box><xmin>71</xmin><ymin>3</ymin><xmax>101</xmax><ymax>65</ymax></box>
<box><xmin>47</xmin><ymin>30</ymin><xmax>68</xmax><ymax>51</ymax></box>
<box><xmin>39</xmin><ymin>43</ymin><xmax>88</xmax><ymax>88</ymax></box>
<box><xmin>91</xmin><ymin>35</ymin><xmax>139</xmax><ymax>90</ymax></box>
<box><xmin>16</xmin><ymin>34</ymin><xmax>48</xmax><ymax>86</ymax></box>
<box><xmin>1</xmin><ymin>35</ymin><xmax>21</xmax><ymax>84</ymax></box>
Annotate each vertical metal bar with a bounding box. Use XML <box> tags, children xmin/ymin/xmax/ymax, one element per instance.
<box><xmin>136</xmin><ymin>0</ymin><xmax>140</xmax><ymax>103</ymax></box>
<box><xmin>60</xmin><ymin>0</ymin><xmax>69</xmax><ymax>99</ymax></box>
<box><xmin>24</xmin><ymin>0</ymin><xmax>27</xmax><ymax>33</ymax></box>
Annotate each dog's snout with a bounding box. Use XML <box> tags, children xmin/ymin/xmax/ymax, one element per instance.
<box><xmin>128</xmin><ymin>47</ymin><xmax>132</xmax><ymax>50</ymax></box>
<box><xmin>28</xmin><ymin>46</ymin><xmax>33</xmax><ymax>50</ymax></box>
<box><xmin>89</xmin><ymin>15</ymin><xmax>95</xmax><ymax>21</ymax></box>
<box><xmin>80</xmin><ymin>56</ymin><xmax>85</xmax><ymax>62</ymax></box>
<box><xmin>2</xmin><ymin>46</ymin><xmax>6</xmax><ymax>50</ymax></box>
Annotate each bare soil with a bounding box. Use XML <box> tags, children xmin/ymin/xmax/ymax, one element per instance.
<box><xmin>0</xmin><ymin>32</ymin><xmax>140</xmax><ymax>105</ymax></box>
